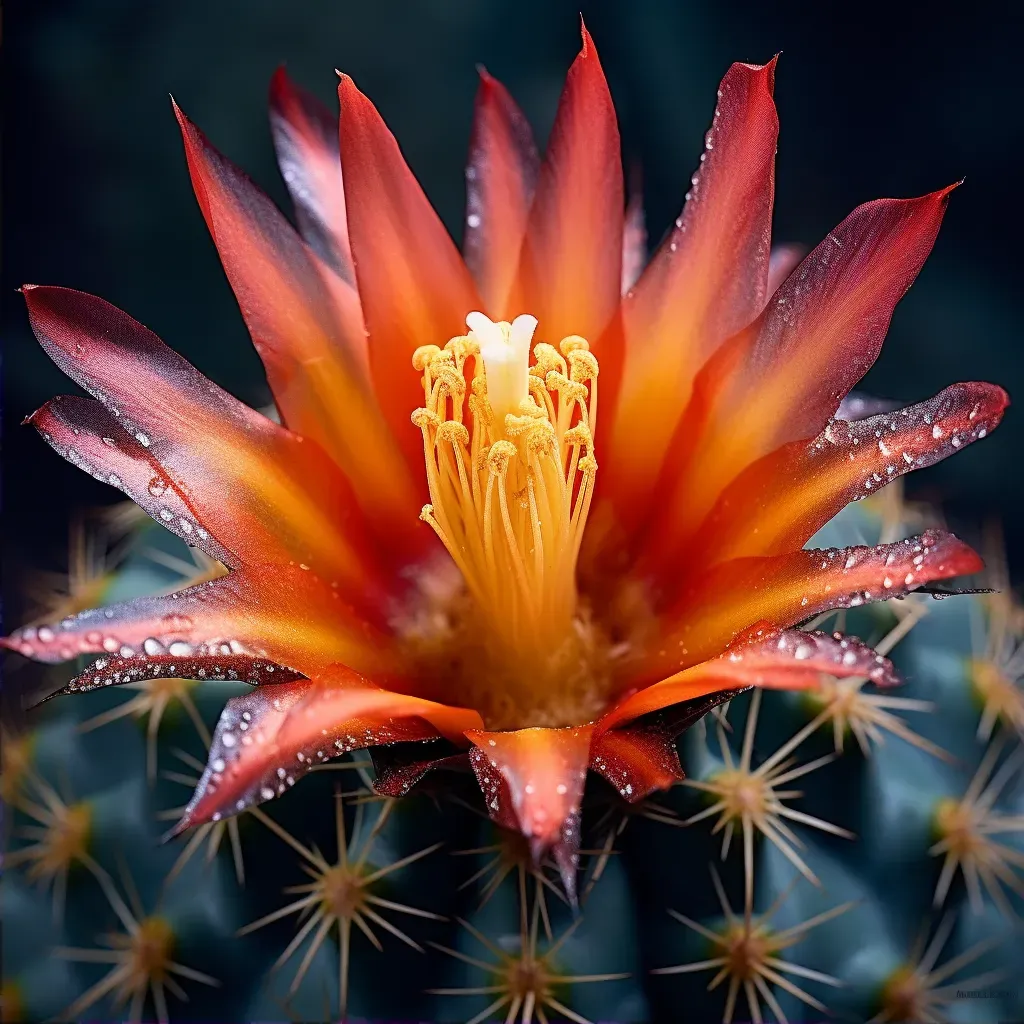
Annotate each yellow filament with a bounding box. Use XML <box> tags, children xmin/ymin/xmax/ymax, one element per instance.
<box><xmin>411</xmin><ymin>317</ymin><xmax>599</xmax><ymax>672</ymax></box>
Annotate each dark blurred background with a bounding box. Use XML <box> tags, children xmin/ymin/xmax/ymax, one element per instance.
<box><xmin>4</xmin><ymin>0</ymin><xmax>1023</xmax><ymax>613</ymax></box>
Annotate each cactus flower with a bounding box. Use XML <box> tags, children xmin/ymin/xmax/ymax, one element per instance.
<box><xmin>7</xmin><ymin>26</ymin><xmax>1008</xmax><ymax>890</ymax></box>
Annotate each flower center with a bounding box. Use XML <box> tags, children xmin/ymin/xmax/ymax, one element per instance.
<box><xmin>407</xmin><ymin>312</ymin><xmax>608</xmax><ymax>729</ymax></box>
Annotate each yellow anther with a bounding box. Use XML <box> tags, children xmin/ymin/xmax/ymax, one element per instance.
<box><xmin>487</xmin><ymin>440</ymin><xmax>518</xmax><ymax>474</ymax></box>
<box><xmin>567</xmin><ymin>349</ymin><xmax>599</xmax><ymax>382</ymax></box>
<box><xmin>563</xmin><ymin>424</ymin><xmax>593</xmax><ymax>450</ymax></box>
<box><xmin>578</xmin><ymin>454</ymin><xmax>599</xmax><ymax>475</ymax></box>
<box><xmin>411</xmin><ymin>408</ymin><xmax>439</xmax><ymax>429</ymax></box>
<box><xmin>412</xmin><ymin>345</ymin><xmax>441</xmax><ymax>371</ymax></box>
<box><xmin>559</xmin><ymin>335</ymin><xmax>590</xmax><ymax>356</ymax></box>
<box><xmin>436</xmin><ymin>420</ymin><xmax>470</xmax><ymax>448</ymax></box>
<box><xmin>532</xmin><ymin>343</ymin><xmax>565</xmax><ymax>376</ymax></box>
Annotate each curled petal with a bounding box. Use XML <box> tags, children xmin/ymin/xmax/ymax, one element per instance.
<box><xmin>599</xmin><ymin>627</ymin><xmax>897</xmax><ymax>732</ymax></box>
<box><xmin>177</xmin><ymin>107</ymin><xmax>422</xmax><ymax>555</ymax></box>
<box><xmin>511</xmin><ymin>24</ymin><xmax>623</xmax><ymax>348</ymax></box>
<box><xmin>464</xmin><ymin>68</ymin><xmax>539</xmax><ymax>317</ymax></box>
<box><xmin>590</xmin><ymin>724</ymin><xmax>683</xmax><ymax>802</ymax></box>
<box><xmin>269</xmin><ymin>66</ymin><xmax>353</xmax><ymax>278</ymax></box>
<box><xmin>28</xmin><ymin>395</ymin><xmax>231</xmax><ymax>564</ymax></box>
<box><xmin>606</xmin><ymin>59</ymin><xmax>778</xmax><ymax>515</ymax></box>
<box><xmin>338</xmin><ymin>73</ymin><xmax>481</xmax><ymax>474</ymax></box>
<box><xmin>644</xmin><ymin>186</ymin><xmax>956</xmax><ymax>571</ymax></box>
<box><xmin>41</xmin><ymin>646</ymin><xmax>303</xmax><ymax>701</ymax></box>
<box><xmin>695</xmin><ymin>382</ymin><xmax>1008</xmax><ymax>565</ymax></box>
<box><xmin>23</xmin><ymin>285</ymin><xmax>387</xmax><ymax>606</ymax></box>
<box><xmin>371</xmin><ymin>744</ymin><xmax>470</xmax><ymax>798</ymax></box>
<box><xmin>176</xmin><ymin>673</ymin><xmax>481</xmax><ymax>831</ymax></box>
<box><xmin>642</xmin><ymin>530</ymin><xmax>982</xmax><ymax>678</ymax></box>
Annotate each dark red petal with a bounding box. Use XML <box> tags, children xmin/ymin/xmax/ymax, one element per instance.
<box><xmin>338</xmin><ymin>73</ymin><xmax>481</xmax><ymax>474</ymax></box>
<box><xmin>693</xmin><ymin>382</ymin><xmax>1008</xmax><ymax>567</ymax></box>
<box><xmin>269</xmin><ymin>66</ymin><xmax>353</xmax><ymax>279</ymax></box>
<box><xmin>371</xmin><ymin>745</ymin><xmax>470</xmax><ymax>798</ymax></box>
<box><xmin>176</xmin><ymin>672</ymin><xmax>482</xmax><ymax>829</ymax></box>
<box><xmin>464</xmin><ymin>68</ymin><xmax>539</xmax><ymax>317</ymax></box>
<box><xmin>23</xmin><ymin>285</ymin><xmax>387</xmax><ymax>605</ymax></box>
<box><xmin>2</xmin><ymin>577</ymin><xmax>250</xmax><ymax>664</ymax></box>
<box><xmin>643</xmin><ymin>187</ymin><xmax>956</xmax><ymax>572</ymax></box>
<box><xmin>42</xmin><ymin>646</ymin><xmax>303</xmax><ymax>701</ymax></box>
<box><xmin>176</xmin><ymin>106</ymin><xmax>423</xmax><ymax>555</ymax></box>
<box><xmin>605</xmin><ymin>59</ymin><xmax>778</xmax><ymax>517</ymax></box>
<box><xmin>510</xmin><ymin>24</ymin><xmax>623</xmax><ymax>347</ymax></box>
<box><xmin>28</xmin><ymin>396</ymin><xmax>231</xmax><ymax>565</ymax></box>
<box><xmin>599</xmin><ymin>627</ymin><xmax>897</xmax><ymax>732</ymax></box>
<box><xmin>590</xmin><ymin>724</ymin><xmax>683</xmax><ymax>801</ymax></box>
<box><xmin>640</xmin><ymin>530</ymin><xmax>982</xmax><ymax>680</ymax></box>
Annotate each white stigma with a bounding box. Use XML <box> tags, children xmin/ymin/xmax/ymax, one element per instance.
<box><xmin>466</xmin><ymin>311</ymin><xmax>538</xmax><ymax>429</ymax></box>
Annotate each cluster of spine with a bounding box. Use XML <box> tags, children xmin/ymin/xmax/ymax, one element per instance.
<box><xmin>2</xmin><ymin>486</ymin><xmax>1022</xmax><ymax>1023</ymax></box>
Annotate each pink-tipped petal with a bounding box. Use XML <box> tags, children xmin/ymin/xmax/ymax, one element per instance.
<box><xmin>464</xmin><ymin>68</ymin><xmax>539</xmax><ymax>317</ymax></box>
<box><xmin>269</xmin><ymin>66</ymin><xmax>353</xmax><ymax>278</ymax></box>
<box><xmin>599</xmin><ymin>627</ymin><xmax>897</xmax><ymax>732</ymax></box>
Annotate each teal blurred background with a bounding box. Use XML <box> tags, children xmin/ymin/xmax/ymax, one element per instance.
<box><xmin>4</xmin><ymin>0</ymin><xmax>1022</xmax><ymax>622</ymax></box>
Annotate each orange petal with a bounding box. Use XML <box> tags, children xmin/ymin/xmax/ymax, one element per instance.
<box><xmin>510</xmin><ymin>24</ymin><xmax>623</xmax><ymax>348</ymax></box>
<box><xmin>269</xmin><ymin>66</ymin><xmax>353</xmax><ymax>278</ymax></box>
<box><xmin>606</xmin><ymin>59</ymin><xmax>778</xmax><ymax>517</ymax></box>
<box><xmin>24</xmin><ymin>285</ymin><xmax>388</xmax><ymax>607</ymax></box>
<box><xmin>466</xmin><ymin>726</ymin><xmax>592</xmax><ymax>847</ymax></box>
<box><xmin>176</xmin><ymin>672</ymin><xmax>482</xmax><ymax>831</ymax></box>
<box><xmin>599</xmin><ymin>626</ymin><xmax>897</xmax><ymax>732</ymax></box>
<box><xmin>338</xmin><ymin>73</ymin><xmax>481</xmax><ymax>474</ymax></box>
<box><xmin>464</xmin><ymin>68</ymin><xmax>539</xmax><ymax>317</ymax></box>
<box><xmin>642</xmin><ymin>187</ymin><xmax>955</xmax><ymax>574</ymax></box>
<box><xmin>639</xmin><ymin>530</ymin><xmax>982</xmax><ymax>680</ymax></box>
<box><xmin>693</xmin><ymin>382</ymin><xmax>1007</xmax><ymax>567</ymax></box>
<box><xmin>176</xmin><ymin>105</ymin><xmax>424</xmax><ymax>557</ymax></box>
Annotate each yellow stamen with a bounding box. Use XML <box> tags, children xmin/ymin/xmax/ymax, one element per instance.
<box><xmin>408</xmin><ymin>313</ymin><xmax>606</xmax><ymax>728</ymax></box>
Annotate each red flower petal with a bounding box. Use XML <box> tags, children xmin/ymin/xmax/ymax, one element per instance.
<box><xmin>599</xmin><ymin>626</ymin><xmax>897</xmax><ymax>732</ymax></box>
<box><xmin>643</xmin><ymin>187</ymin><xmax>955</xmax><ymax>574</ymax></box>
<box><xmin>590</xmin><ymin>724</ymin><xmax>683</xmax><ymax>801</ymax></box>
<box><xmin>338</xmin><ymin>73</ymin><xmax>481</xmax><ymax>474</ymax></box>
<box><xmin>2</xmin><ymin>565</ymin><xmax>394</xmax><ymax>677</ymax></box>
<box><xmin>695</xmin><ymin>382</ymin><xmax>1008</xmax><ymax>566</ymax></box>
<box><xmin>466</xmin><ymin>725</ymin><xmax>592</xmax><ymax>901</ymax></box>
<box><xmin>642</xmin><ymin>530</ymin><xmax>981</xmax><ymax>679</ymax></box>
<box><xmin>28</xmin><ymin>395</ymin><xmax>231</xmax><ymax>565</ymax></box>
<box><xmin>606</xmin><ymin>59</ymin><xmax>777</xmax><ymax>517</ymax></box>
<box><xmin>464</xmin><ymin>68</ymin><xmax>539</xmax><ymax>318</ymax></box>
<box><xmin>44</xmin><ymin>646</ymin><xmax>303</xmax><ymax>701</ymax></box>
<box><xmin>269</xmin><ymin>66</ymin><xmax>353</xmax><ymax>279</ymax></box>
<box><xmin>175</xmin><ymin>672</ymin><xmax>484</xmax><ymax>830</ymax></box>
<box><xmin>24</xmin><ymin>285</ymin><xmax>387</xmax><ymax>606</ymax></box>
<box><xmin>176</xmin><ymin>106</ymin><xmax>424</xmax><ymax>557</ymax></box>
<box><xmin>510</xmin><ymin>24</ymin><xmax>623</xmax><ymax>349</ymax></box>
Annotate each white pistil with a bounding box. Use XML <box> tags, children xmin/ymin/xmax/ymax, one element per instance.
<box><xmin>467</xmin><ymin>311</ymin><xmax>538</xmax><ymax>431</ymax></box>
